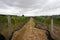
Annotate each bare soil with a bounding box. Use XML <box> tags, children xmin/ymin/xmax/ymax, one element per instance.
<box><xmin>12</xmin><ymin>18</ymin><xmax>48</xmax><ymax>40</ymax></box>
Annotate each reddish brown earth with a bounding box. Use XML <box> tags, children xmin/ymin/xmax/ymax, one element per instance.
<box><xmin>12</xmin><ymin>18</ymin><xmax>48</xmax><ymax>40</ymax></box>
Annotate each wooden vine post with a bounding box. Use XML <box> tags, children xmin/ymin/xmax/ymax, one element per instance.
<box><xmin>7</xmin><ymin>15</ymin><xmax>12</xmax><ymax>37</ymax></box>
<box><xmin>50</xmin><ymin>16</ymin><xmax>54</xmax><ymax>34</ymax></box>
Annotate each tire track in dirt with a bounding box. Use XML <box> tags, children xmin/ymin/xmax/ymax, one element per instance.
<box><xmin>11</xmin><ymin>18</ymin><xmax>48</xmax><ymax>40</ymax></box>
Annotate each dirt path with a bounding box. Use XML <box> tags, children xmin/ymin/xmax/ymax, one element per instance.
<box><xmin>11</xmin><ymin>18</ymin><xmax>48</xmax><ymax>40</ymax></box>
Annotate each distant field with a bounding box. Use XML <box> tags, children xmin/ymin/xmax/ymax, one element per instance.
<box><xmin>34</xmin><ymin>16</ymin><xmax>60</xmax><ymax>40</ymax></box>
<box><xmin>0</xmin><ymin>15</ymin><xmax>60</xmax><ymax>40</ymax></box>
<box><xmin>0</xmin><ymin>15</ymin><xmax>30</xmax><ymax>40</ymax></box>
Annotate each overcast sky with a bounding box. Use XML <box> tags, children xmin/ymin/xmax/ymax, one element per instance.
<box><xmin>0</xmin><ymin>0</ymin><xmax>60</xmax><ymax>16</ymax></box>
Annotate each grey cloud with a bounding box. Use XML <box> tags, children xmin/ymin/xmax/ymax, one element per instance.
<box><xmin>41</xmin><ymin>0</ymin><xmax>60</xmax><ymax>12</ymax></box>
<box><xmin>1</xmin><ymin>0</ymin><xmax>37</xmax><ymax>8</ymax></box>
<box><xmin>0</xmin><ymin>0</ymin><xmax>60</xmax><ymax>16</ymax></box>
<box><xmin>0</xmin><ymin>1</ymin><xmax>8</xmax><ymax>9</ymax></box>
<box><xmin>0</xmin><ymin>0</ymin><xmax>48</xmax><ymax>8</ymax></box>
